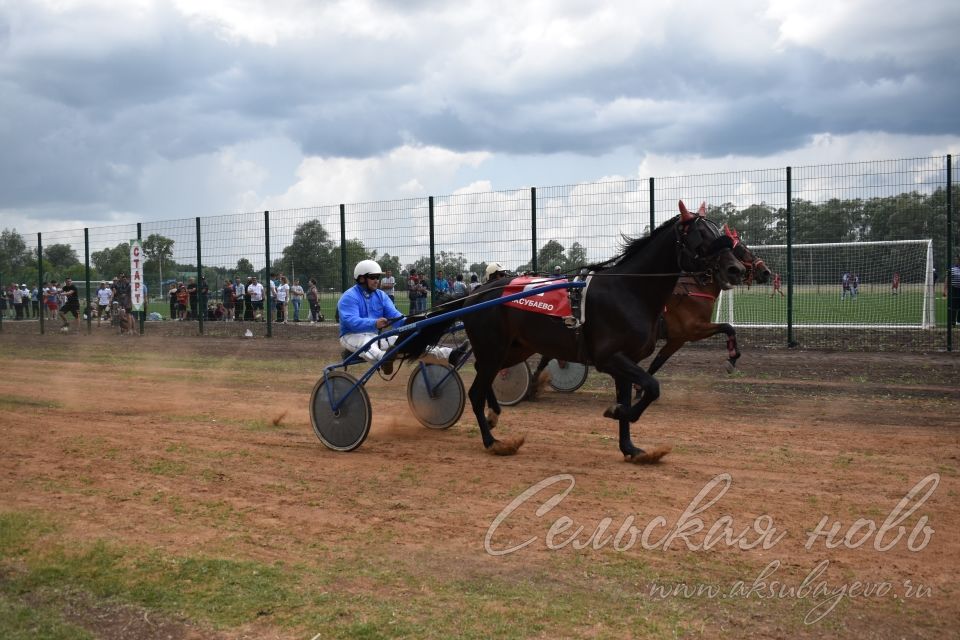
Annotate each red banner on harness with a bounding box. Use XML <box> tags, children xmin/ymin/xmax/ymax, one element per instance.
<box><xmin>501</xmin><ymin>276</ymin><xmax>572</xmax><ymax>317</ymax></box>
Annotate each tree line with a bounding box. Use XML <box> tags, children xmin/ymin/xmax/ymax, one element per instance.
<box><xmin>2</xmin><ymin>186</ymin><xmax>956</xmax><ymax>292</ymax></box>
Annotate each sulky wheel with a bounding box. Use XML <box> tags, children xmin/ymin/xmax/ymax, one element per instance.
<box><xmin>406</xmin><ymin>362</ymin><xmax>466</xmax><ymax>430</ymax></box>
<box><xmin>546</xmin><ymin>360</ymin><xmax>589</xmax><ymax>393</ymax></box>
<box><xmin>492</xmin><ymin>361</ymin><xmax>531</xmax><ymax>407</ymax></box>
<box><xmin>310</xmin><ymin>370</ymin><xmax>372</xmax><ymax>451</ymax></box>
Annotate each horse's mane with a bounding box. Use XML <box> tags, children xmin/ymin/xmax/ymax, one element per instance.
<box><xmin>587</xmin><ymin>214</ymin><xmax>680</xmax><ymax>271</ymax></box>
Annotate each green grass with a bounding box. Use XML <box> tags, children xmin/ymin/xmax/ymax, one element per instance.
<box><xmin>718</xmin><ymin>285</ymin><xmax>947</xmax><ymax>326</ymax></box>
<box><xmin>2</xmin><ymin>507</ymin><xmax>935</xmax><ymax>638</ymax></box>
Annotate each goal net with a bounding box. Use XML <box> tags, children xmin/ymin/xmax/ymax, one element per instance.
<box><xmin>714</xmin><ymin>239</ymin><xmax>935</xmax><ymax>329</ymax></box>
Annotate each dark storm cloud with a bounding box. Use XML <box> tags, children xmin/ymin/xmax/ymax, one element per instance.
<box><xmin>1</xmin><ymin>0</ymin><xmax>958</xmax><ymax>228</ymax></box>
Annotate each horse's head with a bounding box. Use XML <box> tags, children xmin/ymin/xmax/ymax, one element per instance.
<box><xmin>677</xmin><ymin>201</ymin><xmax>745</xmax><ymax>289</ymax></box>
<box><xmin>723</xmin><ymin>224</ymin><xmax>772</xmax><ymax>286</ymax></box>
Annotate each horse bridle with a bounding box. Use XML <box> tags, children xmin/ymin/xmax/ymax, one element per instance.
<box><xmin>675</xmin><ymin>217</ymin><xmax>734</xmax><ymax>279</ymax></box>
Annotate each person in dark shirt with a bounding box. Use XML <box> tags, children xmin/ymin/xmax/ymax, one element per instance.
<box><xmin>186</xmin><ymin>277</ymin><xmax>198</xmax><ymax>320</ymax></box>
<box><xmin>58</xmin><ymin>277</ymin><xmax>80</xmax><ymax>332</ymax></box>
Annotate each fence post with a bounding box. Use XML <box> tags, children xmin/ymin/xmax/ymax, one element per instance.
<box><xmin>196</xmin><ymin>217</ymin><xmax>204</xmax><ymax>336</ymax></box>
<box><xmin>0</xmin><ymin>271</ymin><xmax>4</xmax><ymax>332</ymax></box>
<box><xmin>428</xmin><ymin>196</ymin><xmax>436</xmax><ymax>304</ymax></box>
<box><xmin>339</xmin><ymin>204</ymin><xmax>347</xmax><ymax>293</ymax></box>
<box><xmin>84</xmin><ymin>228</ymin><xmax>91</xmax><ymax>334</ymax></box>
<box><xmin>947</xmin><ymin>154</ymin><xmax>953</xmax><ymax>352</ymax></box>
<box><xmin>264</xmin><ymin>211</ymin><xmax>271</xmax><ymax>338</ymax></box>
<box><xmin>786</xmin><ymin>166</ymin><xmax>797</xmax><ymax>348</ymax></box>
<box><xmin>649</xmin><ymin>177</ymin><xmax>655</xmax><ymax>235</ymax></box>
<box><xmin>37</xmin><ymin>233</ymin><xmax>44</xmax><ymax>335</ymax></box>
<box><xmin>137</xmin><ymin>223</ymin><xmax>144</xmax><ymax>335</ymax></box>
<box><xmin>531</xmin><ymin>187</ymin><xmax>538</xmax><ymax>273</ymax></box>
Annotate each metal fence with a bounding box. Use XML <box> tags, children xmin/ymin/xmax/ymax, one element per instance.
<box><xmin>1</xmin><ymin>155</ymin><xmax>956</xmax><ymax>351</ymax></box>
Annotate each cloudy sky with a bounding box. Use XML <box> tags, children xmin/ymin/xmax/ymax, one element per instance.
<box><xmin>2</xmin><ymin>0</ymin><xmax>959</xmax><ymax>236</ymax></box>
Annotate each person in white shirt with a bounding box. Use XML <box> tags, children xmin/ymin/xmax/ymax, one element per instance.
<box><xmin>276</xmin><ymin>275</ymin><xmax>290</xmax><ymax>323</ymax></box>
<box><xmin>247</xmin><ymin>276</ymin><xmax>265</xmax><ymax>321</ymax></box>
<box><xmin>96</xmin><ymin>282</ymin><xmax>113</xmax><ymax>326</ymax></box>
<box><xmin>380</xmin><ymin>270</ymin><xmax>396</xmax><ymax>301</ymax></box>
<box><xmin>290</xmin><ymin>279</ymin><xmax>305</xmax><ymax>322</ymax></box>
<box><xmin>234</xmin><ymin>277</ymin><xmax>246</xmax><ymax>321</ymax></box>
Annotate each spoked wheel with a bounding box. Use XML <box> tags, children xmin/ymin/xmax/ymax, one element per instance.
<box><xmin>407</xmin><ymin>362</ymin><xmax>466</xmax><ymax>430</ymax></box>
<box><xmin>492</xmin><ymin>361</ymin><xmax>531</xmax><ymax>406</ymax></box>
<box><xmin>546</xmin><ymin>360</ymin><xmax>589</xmax><ymax>393</ymax></box>
<box><xmin>310</xmin><ymin>371</ymin><xmax>372</xmax><ymax>451</ymax></box>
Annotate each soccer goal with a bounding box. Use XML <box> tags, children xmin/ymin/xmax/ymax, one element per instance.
<box><xmin>715</xmin><ymin>239</ymin><xmax>935</xmax><ymax>329</ymax></box>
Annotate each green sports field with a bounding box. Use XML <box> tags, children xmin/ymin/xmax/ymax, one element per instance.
<box><xmin>715</xmin><ymin>284</ymin><xmax>950</xmax><ymax>327</ymax></box>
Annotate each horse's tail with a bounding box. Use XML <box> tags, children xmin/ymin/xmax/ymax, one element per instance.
<box><xmin>396</xmin><ymin>295</ymin><xmax>467</xmax><ymax>360</ymax></box>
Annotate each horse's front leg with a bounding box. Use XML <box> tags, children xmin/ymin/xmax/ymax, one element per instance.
<box><xmin>601</xmin><ymin>353</ymin><xmax>670</xmax><ymax>463</ymax></box>
<box><xmin>718</xmin><ymin>323</ymin><xmax>740</xmax><ymax>372</ymax></box>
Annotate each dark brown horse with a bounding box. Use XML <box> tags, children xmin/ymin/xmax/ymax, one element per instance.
<box><xmin>647</xmin><ymin>225</ymin><xmax>772</xmax><ymax>375</ymax></box>
<box><xmin>449</xmin><ymin>201</ymin><xmax>745</xmax><ymax>461</ymax></box>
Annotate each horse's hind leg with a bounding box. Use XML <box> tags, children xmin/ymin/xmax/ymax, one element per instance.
<box><xmin>469</xmin><ymin>364</ymin><xmax>523</xmax><ymax>455</ymax></box>
<box><xmin>647</xmin><ymin>339</ymin><xmax>684</xmax><ymax>376</ymax></box>
<box><xmin>526</xmin><ymin>354</ymin><xmax>551</xmax><ymax>401</ymax></box>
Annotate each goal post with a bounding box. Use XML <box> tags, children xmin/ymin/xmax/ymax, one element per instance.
<box><xmin>715</xmin><ymin>239</ymin><xmax>935</xmax><ymax>329</ymax></box>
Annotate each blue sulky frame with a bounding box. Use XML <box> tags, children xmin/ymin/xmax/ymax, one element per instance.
<box><xmin>319</xmin><ymin>278</ymin><xmax>585</xmax><ymax>414</ymax></box>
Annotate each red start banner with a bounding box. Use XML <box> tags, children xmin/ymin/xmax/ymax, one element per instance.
<box><xmin>129</xmin><ymin>239</ymin><xmax>144</xmax><ymax>311</ymax></box>
<box><xmin>500</xmin><ymin>276</ymin><xmax>572</xmax><ymax>318</ymax></box>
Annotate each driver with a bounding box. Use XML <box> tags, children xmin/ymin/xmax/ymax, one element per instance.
<box><xmin>484</xmin><ymin>262</ymin><xmax>509</xmax><ymax>283</ymax></box>
<box><xmin>338</xmin><ymin>260</ymin><xmax>453</xmax><ymax>374</ymax></box>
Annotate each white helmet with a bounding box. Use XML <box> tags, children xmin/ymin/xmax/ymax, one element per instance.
<box><xmin>353</xmin><ymin>259</ymin><xmax>383</xmax><ymax>280</ymax></box>
<box><xmin>484</xmin><ymin>262</ymin><xmax>506</xmax><ymax>279</ymax></box>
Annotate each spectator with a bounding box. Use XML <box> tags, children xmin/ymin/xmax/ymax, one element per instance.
<box><xmin>290</xmin><ymin>278</ymin><xmax>305</xmax><ymax>322</ymax></box>
<box><xmin>306</xmin><ymin>278</ymin><xmax>321</xmax><ymax>322</ymax></box>
<box><xmin>115</xmin><ymin>274</ymin><xmax>136</xmax><ymax>333</ymax></box>
<box><xmin>45</xmin><ymin>282</ymin><xmax>60</xmax><ymax>319</ymax></box>
<box><xmin>198</xmin><ymin>277</ymin><xmax>209</xmax><ymax>315</ymax></box>
<box><xmin>234</xmin><ymin>276</ymin><xmax>246</xmax><ymax>321</ymax></box>
<box><xmin>338</xmin><ymin>260</ymin><xmax>453</xmax><ymax>374</ymax></box>
<box><xmin>243</xmin><ymin>277</ymin><xmax>255</xmax><ymax>321</ymax></box>
<box><xmin>469</xmin><ymin>273</ymin><xmax>480</xmax><ymax>291</ymax></box>
<box><xmin>247</xmin><ymin>276</ymin><xmax>265</xmax><ymax>321</ymax></box>
<box><xmin>841</xmin><ymin>271</ymin><xmax>851</xmax><ymax>301</ymax></box>
<box><xmin>186</xmin><ymin>277</ymin><xmax>198</xmax><ymax>320</ymax></box>
<box><xmin>276</xmin><ymin>275</ymin><xmax>290</xmax><ymax>323</ymax></box>
<box><xmin>452</xmin><ymin>273</ymin><xmax>467</xmax><ymax>297</ymax></box>
<box><xmin>434</xmin><ymin>270</ymin><xmax>449</xmax><ymax>295</ymax></box>
<box><xmin>222</xmin><ymin>279</ymin><xmax>235</xmax><ymax>321</ymax></box>
<box><xmin>176</xmin><ymin>284</ymin><xmax>189</xmax><ymax>320</ymax></box>
<box><xmin>168</xmin><ymin>282</ymin><xmax>178</xmax><ymax>320</ymax></box>
<box><xmin>12</xmin><ymin>283</ymin><xmax>23</xmax><ymax>320</ymax></box>
<box><xmin>58</xmin><ymin>277</ymin><xmax>80</xmax><ymax>331</ymax></box>
<box><xmin>97</xmin><ymin>281</ymin><xmax>113</xmax><ymax>326</ymax></box>
<box><xmin>30</xmin><ymin>285</ymin><xmax>39</xmax><ymax>318</ymax></box>
<box><xmin>381</xmin><ymin>269</ymin><xmax>396</xmax><ymax>301</ymax></box>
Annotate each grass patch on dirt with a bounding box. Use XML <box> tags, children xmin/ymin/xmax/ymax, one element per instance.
<box><xmin>0</xmin><ymin>394</ymin><xmax>63</xmax><ymax>410</ymax></box>
<box><xmin>0</xmin><ymin>501</ymin><xmax>945</xmax><ymax>640</ymax></box>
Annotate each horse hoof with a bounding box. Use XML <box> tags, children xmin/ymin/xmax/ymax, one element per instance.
<box><xmin>488</xmin><ymin>436</ymin><xmax>525</xmax><ymax>456</ymax></box>
<box><xmin>527</xmin><ymin>370</ymin><xmax>550</xmax><ymax>400</ymax></box>
<box><xmin>603</xmin><ymin>405</ymin><xmax>620</xmax><ymax>420</ymax></box>
<box><xmin>486</xmin><ymin>410</ymin><xmax>500</xmax><ymax>429</ymax></box>
<box><xmin>623</xmin><ymin>445</ymin><xmax>672</xmax><ymax>464</ymax></box>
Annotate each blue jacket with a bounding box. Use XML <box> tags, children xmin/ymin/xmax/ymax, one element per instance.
<box><xmin>338</xmin><ymin>284</ymin><xmax>404</xmax><ymax>337</ymax></box>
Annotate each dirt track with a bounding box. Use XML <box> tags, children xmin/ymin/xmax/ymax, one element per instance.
<box><xmin>1</xmin><ymin>331</ymin><xmax>958</xmax><ymax>639</ymax></box>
